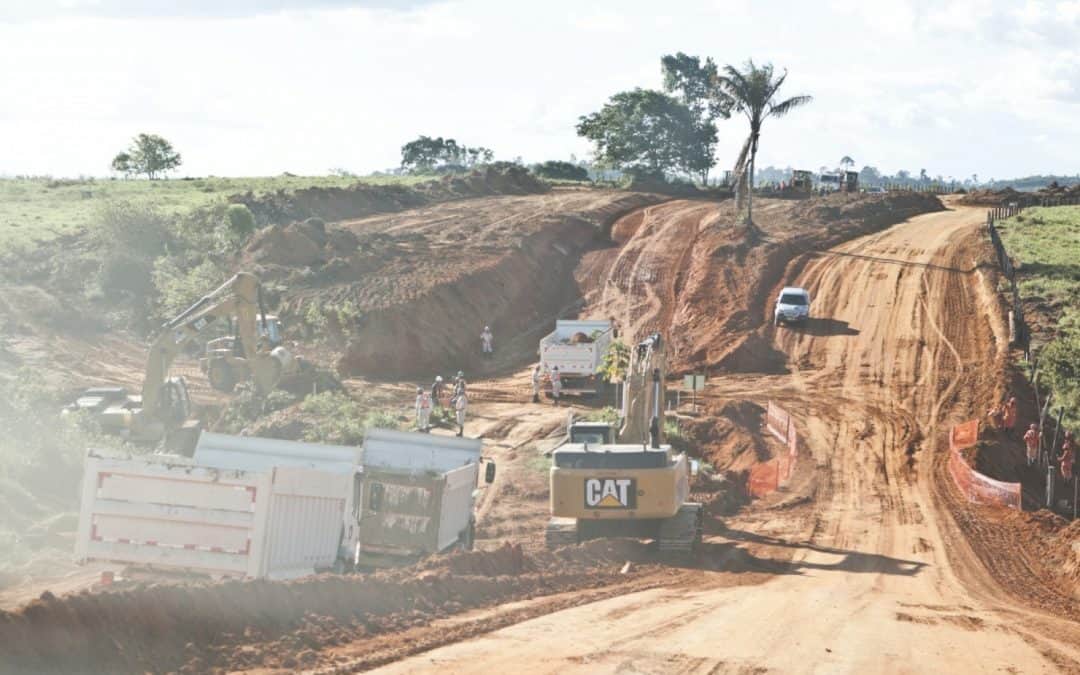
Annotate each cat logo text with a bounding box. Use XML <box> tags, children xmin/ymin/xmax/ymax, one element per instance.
<box><xmin>584</xmin><ymin>478</ymin><xmax>636</xmax><ymax>509</ymax></box>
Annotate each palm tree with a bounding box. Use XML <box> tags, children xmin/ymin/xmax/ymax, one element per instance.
<box><xmin>840</xmin><ymin>156</ymin><xmax>854</xmax><ymax>169</ymax></box>
<box><xmin>716</xmin><ymin>60</ymin><xmax>812</xmax><ymax>225</ymax></box>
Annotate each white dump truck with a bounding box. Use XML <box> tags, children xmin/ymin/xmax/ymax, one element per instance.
<box><xmin>538</xmin><ymin>319</ymin><xmax>614</xmax><ymax>396</ymax></box>
<box><xmin>74</xmin><ymin>429</ymin><xmax>493</xmax><ymax>578</ymax></box>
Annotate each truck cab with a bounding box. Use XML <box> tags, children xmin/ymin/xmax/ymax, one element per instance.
<box><xmin>774</xmin><ymin>287</ymin><xmax>811</xmax><ymax>326</ymax></box>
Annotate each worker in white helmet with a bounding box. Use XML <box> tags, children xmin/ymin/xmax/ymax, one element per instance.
<box><xmin>550</xmin><ymin>366</ymin><xmax>562</xmax><ymax>407</ymax></box>
<box><xmin>532</xmin><ymin>364</ymin><xmax>543</xmax><ymax>403</ymax></box>
<box><xmin>431</xmin><ymin>375</ymin><xmax>445</xmax><ymax>409</ymax></box>
<box><xmin>481</xmin><ymin>325</ymin><xmax>494</xmax><ymax>356</ymax></box>
<box><xmin>415</xmin><ymin>386</ymin><xmax>432</xmax><ymax>432</ymax></box>
<box><xmin>455</xmin><ymin>391</ymin><xmax>469</xmax><ymax>437</ymax></box>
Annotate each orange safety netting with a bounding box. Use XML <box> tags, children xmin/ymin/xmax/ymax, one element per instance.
<box><xmin>947</xmin><ymin>419</ymin><xmax>1021</xmax><ymax>510</ymax></box>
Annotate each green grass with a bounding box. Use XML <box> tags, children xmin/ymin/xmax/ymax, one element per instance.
<box><xmin>998</xmin><ymin>206</ymin><xmax>1080</xmax><ymax>428</ymax></box>
<box><xmin>998</xmin><ymin>206</ymin><xmax>1080</xmax><ymax>332</ymax></box>
<box><xmin>0</xmin><ymin>174</ymin><xmax>433</xmax><ymax>249</ymax></box>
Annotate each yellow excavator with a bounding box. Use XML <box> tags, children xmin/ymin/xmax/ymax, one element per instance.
<box><xmin>68</xmin><ymin>272</ymin><xmax>303</xmax><ymax>452</ymax></box>
<box><xmin>546</xmin><ymin>333</ymin><xmax>702</xmax><ymax>552</ymax></box>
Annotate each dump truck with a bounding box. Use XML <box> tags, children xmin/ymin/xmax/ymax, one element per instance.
<box><xmin>538</xmin><ymin>319</ymin><xmax>614</xmax><ymax>396</ymax></box>
<box><xmin>74</xmin><ymin>429</ymin><xmax>494</xmax><ymax>578</ymax></box>
<box><xmin>545</xmin><ymin>332</ymin><xmax>702</xmax><ymax>552</ymax></box>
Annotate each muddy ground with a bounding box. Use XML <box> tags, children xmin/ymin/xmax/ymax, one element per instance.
<box><xmin>2</xmin><ymin>190</ymin><xmax>1079</xmax><ymax>673</ymax></box>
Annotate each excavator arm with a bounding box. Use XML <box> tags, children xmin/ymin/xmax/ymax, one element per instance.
<box><xmin>141</xmin><ymin>272</ymin><xmax>272</xmax><ymax>415</ymax></box>
<box><xmin>619</xmin><ymin>332</ymin><xmax>666</xmax><ymax>447</ymax></box>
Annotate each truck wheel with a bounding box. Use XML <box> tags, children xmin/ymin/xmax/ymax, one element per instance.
<box><xmin>208</xmin><ymin>360</ymin><xmax>236</xmax><ymax>393</ymax></box>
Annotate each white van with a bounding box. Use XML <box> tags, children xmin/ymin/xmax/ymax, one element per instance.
<box><xmin>774</xmin><ymin>287</ymin><xmax>811</xmax><ymax>326</ymax></box>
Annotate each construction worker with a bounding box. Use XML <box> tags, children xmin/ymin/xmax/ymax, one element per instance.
<box><xmin>1002</xmin><ymin>396</ymin><xmax>1018</xmax><ymax>434</ymax></box>
<box><xmin>986</xmin><ymin>402</ymin><xmax>1003</xmax><ymax>430</ymax></box>
<box><xmin>454</xmin><ymin>391</ymin><xmax>468</xmax><ymax>437</ymax></box>
<box><xmin>1024</xmin><ymin>423</ymin><xmax>1040</xmax><ymax>466</ymax></box>
<box><xmin>453</xmin><ymin>371</ymin><xmax>467</xmax><ymax>400</ymax></box>
<box><xmin>1060</xmin><ymin>431</ymin><xmax>1075</xmax><ymax>481</ymax></box>
<box><xmin>531</xmin><ymin>364</ymin><xmax>543</xmax><ymax>403</ymax></box>
<box><xmin>431</xmin><ymin>375</ymin><xmax>445</xmax><ymax>409</ymax></box>
<box><xmin>481</xmin><ymin>326</ymin><xmax>494</xmax><ymax>356</ymax></box>
<box><xmin>550</xmin><ymin>366</ymin><xmax>562</xmax><ymax>407</ymax></box>
<box><xmin>415</xmin><ymin>386</ymin><xmax>432</xmax><ymax>432</ymax></box>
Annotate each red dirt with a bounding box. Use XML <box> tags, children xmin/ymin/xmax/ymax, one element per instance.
<box><xmin>577</xmin><ymin>192</ymin><xmax>944</xmax><ymax>377</ymax></box>
<box><xmin>0</xmin><ymin>541</ymin><xmax>664</xmax><ymax>674</ymax></box>
<box><xmin>260</xmin><ymin>190</ymin><xmax>663</xmax><ymax>379</ymax></box>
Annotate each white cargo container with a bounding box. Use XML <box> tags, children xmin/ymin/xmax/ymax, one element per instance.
<box><xmin>74</xmin><ymin>451</ymin><xmax>352</xmax><ymax>579</ymax></box>
<box><xmin>538</xmin><ymin>319</ymin><xmax>614</xmax><ymax>395</ymax></box>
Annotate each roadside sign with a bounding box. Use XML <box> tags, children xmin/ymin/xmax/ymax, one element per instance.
<box><xmin>681</xmin><ymin>374</ymin><xmax>706</xmax><ymax>411</ymax></box>
<box><xmin>683</xmin><ymin>375</ymin><xmax>705</xmax><ymax>391</ymax></box>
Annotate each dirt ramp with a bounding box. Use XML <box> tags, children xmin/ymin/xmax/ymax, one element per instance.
<box><xmin>587</xmin><ymin>192</ymin><xmax>943</xmax><ymax>376</ymax></box>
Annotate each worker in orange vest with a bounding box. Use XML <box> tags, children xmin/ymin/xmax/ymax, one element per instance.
<box><xmin>1002</xmin><ymin>396</ymin><xmax>1018</xmax><ymax>434</ymax></box>
<box><xmin>1023</xmin><ymin>423</ymin><xmax>1040</xmax><ymax>467</ymax></box>
<box><xmin>1059</xmin><ymin>431</ymin><xmax>1075</xmax><ymax>481</ymax></box>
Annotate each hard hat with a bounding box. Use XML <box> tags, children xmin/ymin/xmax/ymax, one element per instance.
<box><xmin>457</xmin><ymin>370</ymin><xmax>464</xmax><ymax>378</ymax></box>
<box><xmin>435</xmin><ymin>375</ymin><xmax>443</xmax><ymax>382</ymax></box>
<box><xmin>1030</xmin><ymin>423</ymin><xmax>1037</xmax><ymax>429</ymax></box>
<box><xmin>484</xmin><ymin>325</ymin><xmax>490</xmax><ymax>330</ymax></box>
<box><xmin>416</xmin><ymin>386</ymin><xmax>423</xmax><ymax>393</ymax></box>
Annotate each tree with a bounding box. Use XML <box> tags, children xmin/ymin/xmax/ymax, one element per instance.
<box><xmin>115</xmin><ymin>133</ymin><xmax>182</xmax><ymax>180</ymax></box>
<box><xmin>576</xmin><ymin>88</ymin><xmax>713</xmax><ymax>179</ymax></box>
<box><xmin>859</xmin><ymin>165</ymin><xmax>882</xmax><ymax>184</ymax></box>
<box><xmin>919</xmin><ymin>168</ymin><xmax>929</xmax><ymax>183</ymax></box>
<box><xmin>716</xmin><ymin>60</ymin><xmax>812</xmax><ymax>225</ymax></box>
<box><xmin>597</xmin><ymin>339</ymin><xmax>631</xmax><ymax>408</ymax></box>
<box><xmin>110</xmin><ymin>152</ymin><xmax>133</xmax><ymax>177</ymax></box>
<box><xmin>840</xmin><ymin>156</ymin><xmax>854</xmax><ymax>169</ymax></box>
<box><xmin>400</xmin><ymin>136</ymin><xmax>492</xmax><ymax>173</ymax></box>
<box><xmin>531</xmin><ymin>160</ymin><xmax>589</xmax><ymax>182</ymax></box>
<box><xmin>661</xmin><ymin>52</ymin><xmax>730</xmax><ymax>182</ymax></box>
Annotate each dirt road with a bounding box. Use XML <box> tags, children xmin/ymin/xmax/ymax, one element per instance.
<box><xmin>373</xmin><ymin>205</ymin><xmax>1080</xmax><ymax>673</ymax></box>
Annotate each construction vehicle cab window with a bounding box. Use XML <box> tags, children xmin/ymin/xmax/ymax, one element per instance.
<box><xmin>4</xmin><ymin>11</ymin><xmax>1080</xmax><ymax>673</ymax></box>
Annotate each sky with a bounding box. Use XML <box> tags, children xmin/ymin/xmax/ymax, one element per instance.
<box><xmin>1</xmin><ymin>0</ymin><xmax>1078</xmax><ymax>180</ymax></box>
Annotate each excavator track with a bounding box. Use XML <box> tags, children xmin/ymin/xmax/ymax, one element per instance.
<box><xmin>545</xmin><ymin>517</ymin><xmax>579</xmax><ymax>549</ymax></box>
<box><xmin>657</xmin><ymin>503</ymin><xmax>702</xmax><ymax>553</ymax></box>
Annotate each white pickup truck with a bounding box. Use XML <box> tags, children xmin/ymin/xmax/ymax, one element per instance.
<box><xmin>773</xmin><ymin>287</ymin><xmax>811</xmax><ymax>326</ymax></box>
<box><xmin>538</xmin><ymin>319</ymin><xmax>614</xmax><ymax>395</ymax></box>
<box><xmin>74</xmin><ymin>429</ymin><xmax>493</xmax><ymax>578</ymax></box>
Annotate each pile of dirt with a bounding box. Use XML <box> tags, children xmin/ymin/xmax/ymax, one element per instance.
<box><xmin>0</xmin><ymin>540</ymin><xmax>655</xmax><ymax>674</ymax></box>
<box><xmin>232</xmin><ymin>166</ymin><xmax>548</xmax><ymax>226</ymax></box>
<box><xmin>957</xmin><ymin>182</ymin><xmax>1080</xmax><ymax>207</ymax></box>
<box><xmin>259</xmin><ymin>190</ymin><xmax>662</xmax><ymax>378</ymax></box>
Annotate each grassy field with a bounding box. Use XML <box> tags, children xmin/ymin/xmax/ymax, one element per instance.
<box><xmin>998</xmin><ymin>206</ymin><xmax>1080</xmax><ymax>334</ymax></box>
<box><xmin>998</xmin><ymin>205</ymin><xmax>1080</xmax><ymax>428</ymax></box>
<box><xmin>0</xmin><ymin>174</ymin><xmax>432</xmax><ymax>249</ymax></box>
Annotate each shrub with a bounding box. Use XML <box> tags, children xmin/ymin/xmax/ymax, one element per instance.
<box><xmin>225</xmin><ymin>203</ymin><xmax>256</xmax><ymax>240</ymax></box>
<box><xmin>532</xmin><ymin>161</ymin><xmax>589</xmax><ymax>182</ymax></box>
<box><xmin>299</xmin><ymin>391</ymin><xmax>401</xmax><ymax>445</ymax></box>
<box><xmin>94</xmin><ymin>201</ymin><xmax>170</xmax><ymax>258</ymax></box>
<box><xmin>99</xmin><ymin>250</ymin><xmax>152</xmax><ymax>296</ymax></box>
<box><xmin>583</xmin><ymin>406</ymin><xmax>621</xmax><ymax>426</ymax></box>
<box><xmin>152</xmin><ymin>257</ymin><xmax>225</xmax><ymax>318</ymax></box>
<box><xmin>1041</xmin><ymin>335</ymin><xmax>1080</xmax><ymax>426</ymax></box>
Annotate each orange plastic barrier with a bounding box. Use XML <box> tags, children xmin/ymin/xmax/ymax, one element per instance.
<box><xmin>947</xmin><ymin>419</ymin><xmax>1021</xmax><ymax>510</ymax></box>
<box><xmin>748</xmin><ymin>402</ymin><xmax>799</xmax><ymax>498</ymax></box>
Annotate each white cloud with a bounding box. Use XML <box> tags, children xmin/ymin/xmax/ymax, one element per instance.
<box><xmin>0</xmin><ymin>0</ymin><xmax>1076</xmax><ymax>179</ymax></box>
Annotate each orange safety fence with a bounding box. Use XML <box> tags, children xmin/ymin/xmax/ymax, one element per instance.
<box><xmin>947</xmin><ymin>419</ymin><xmax>1021</xmax><ymax>510</ymax></box>
<box><xmin>748</xmin><ymin>401</ymin><xmax>799</xmax><ymax>498</ymax></box>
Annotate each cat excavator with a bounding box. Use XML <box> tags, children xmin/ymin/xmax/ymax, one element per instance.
<box><xmin>545</xmin><ymin>332</ymin><xmax>702</xmax><ymax>552</ymax></box>
<box><xmin>68</xmin><ymin>272</ymin><xmax>303</xmax><ymax>453</ymax></box>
